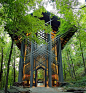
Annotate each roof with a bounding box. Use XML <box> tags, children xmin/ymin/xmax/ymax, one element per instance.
<box><xmin>31</xmin><ymin>11</ymin><xmax>60</xmax><ymax>31</ymax></box>
<box><xmin>7</xmin><ymin>11</ymin><xmax>77</xmax><ymax>50</ymax></box>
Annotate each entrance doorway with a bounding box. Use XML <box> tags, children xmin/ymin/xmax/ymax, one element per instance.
<box><xmin>37</xmin><ymin>68</ymin><xmax>45</xmax><ymax>87</ymax></box>
<box><xmin>34</xmin><ymin>67</ymin><xmax>47</xmax><ymax>87</ymax></box>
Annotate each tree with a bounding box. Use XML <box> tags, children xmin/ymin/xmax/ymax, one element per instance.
<box><xmin>5</xmin><ymin>38</ymin><xmax>14</xmax><ymax>93</ymax></box>
<box><xmin>0</xmin><ymin>28</ymin><xmax>6</xmax><ymax>84</ymax></box>
<box><xmin>13</xmin><ymin>45</ymin><xmax>15</xmax><ymax>83</ymax></box>
<box><xmin>0</xmin><ymin>0</ymin><xmax>51</xmax><ymax>92</ymax></box>
<box><xmin>0</xmin><ymin>0</ymin><xmax>86</xmax><ymax>90</ymax></box>
<box><xmin>68</xmin><ymin>50</ymin><xmax>76</xmax><ymax>79</ymax></box>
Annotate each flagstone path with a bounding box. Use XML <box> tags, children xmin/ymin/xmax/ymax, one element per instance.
<box><xmin>1</xmin><ymin>85</ymin><xmax>86</xmax><ymax>93</ymax></box>
<box><xmin>29</xmin><ymin>87</ymin><xmax>68</xmax><ymax>93</ymax></box>
<box><xmin>0</xmin><ymin>87</ymin><xmax>72</xmax><ymax>93</ymax></box>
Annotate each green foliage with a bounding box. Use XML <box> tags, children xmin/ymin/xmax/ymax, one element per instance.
<box><xmin>0</xmin><ymin>27</ymin><xmax>20</xmax><ymax>89</ymax></box>
<box><xmin>0</xmin><ymin>0</ymin><xmax>50</xmax><ymax>89</ymax></box>
<box><xmin>33</xmin><ymin>6</ymin><xmax>47</xmax><ymax>18</ymax></box>
<box><xmin>55</xmin><ymin>0</ymin><xmax>86</xmax><ymax>86</ymax></box>
<box><xmin>37</xmin><ymin>69</ymin><xmax>44</xmax><ymax>80</ymax></box>
<box><xmin>75</xmin><ymin>67</ymin><xmax>84</xmax><ymax>75</ymax></box>
<box><xmin>62</xmin><ymin>30</ymin><xmax>86</xmax><ymax>84</ymax></box>
<box><xmin>0</xmin><ymin>0</ymin><xmax>52</xmax><ymax>44</ymax></box>
<box><xmin>70</xmin><ymin>76</ymin><xmax>86</xmax><ymax>87</ymax></box>
<box><xmin>0</xmin><ymin>0</ymin><xmax>86</xmax><ymax>89</ymax></box>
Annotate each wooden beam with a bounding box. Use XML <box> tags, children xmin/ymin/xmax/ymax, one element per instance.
<box><xmin>30</xmin><ymin>42</ymin><xmax>34</xmax><ymax>87</ymax></box>
<box><xmin>57</xmin><ymin>37</ymin><xmax>63</xmax><ymax>82</ymax></box>
<box><xmin>48</xmin><ymin>34</ymin><xmax>52</xmax><ymax>87</ymax></box>
<box><xmin>18</xmin><ymin>40</ymin><xmax>25</xmax><ymax>82</ymax></box>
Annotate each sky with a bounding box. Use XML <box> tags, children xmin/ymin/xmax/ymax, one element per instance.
<box><xmin>28</xmin><ymin>0</ymin><xmax>86</xmax><ymax>17</ymax></box>
<box><xmin>44</xmin><ymin>0</ymin><xmax>86</xmax><ymax>14</ymax></box>
<box><xmin>79</xmin><ymin>0</ymin><xmax>85</xmax><ymax>4</ymax></box>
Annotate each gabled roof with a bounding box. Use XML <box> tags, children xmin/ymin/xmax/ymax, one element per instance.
<box><xmin>7</xmin><ymin>11</ymin><xmax>77</xmax><ymax>49</ymax></box>
<box><xmin>30</xmin><ymin>11</ymin><xmax>77</xmax><ymax>49</ymax></box>
<box><xmin>31</xmin><ymin>11</ymin><xmax>60</xmax><ymax>31</ymax></box>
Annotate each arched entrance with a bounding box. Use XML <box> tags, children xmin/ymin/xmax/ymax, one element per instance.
<box><xmin>22</xmin><ymin>35</ymin><xmax>63</xmax><ymax>87</ymax></box>
<box><xmin>35</xmin><ymin>66</ymin><xmax>47</xmax><ymax>87</ymax></box>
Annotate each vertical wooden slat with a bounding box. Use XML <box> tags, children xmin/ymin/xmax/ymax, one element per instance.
<box><xmin>30</xmin><ymin>42</ymin><xmax>34</xmax><ymax>87</ymax></box>
<box><xmin>18</xmin><ymin>40</ymin><xmax>25</xmax><ymax>82</ymax></box>
<box><xmin>48</xmin><ymin>34</ymin><xmax>52</xmax><ymax>87</ymax></box>
<box><xmin>57</xmin><ymin>37</ymin><xmax>63</xmax><ymax>83</ymax></box>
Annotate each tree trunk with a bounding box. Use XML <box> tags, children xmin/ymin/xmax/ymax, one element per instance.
<box><xmin>0</xmin><ymin>48</ymin><xmax>3</xmax><ymax>82</ymax></box>
<box><xmin>64</xmin><ymin>63</ymin><xmax>66</xmax><ymax>80</ymax></box>
<box><xmin>14</xmin><ymin>45</ymin><xmax>15</xmax><ymax>83</ymax></box>
<box><xmin>5</xmin><ymin>39</ymin><xmax>14</xmax><ymax>93</ymax></box>
<box><xmin>69</xmin><ymin>51</ymin><xmax>76</xmax><ymax>79</ymax></box>
<box><xmin>2</xmin><ymin>53</ymin><xmax>8</xmax><ymax>88</ymax></box>
<box><xmin>67</xmin><ymin>51</ymin><xmax>73</xmax><ymax>78</ymax></box>
<box><xmin>79</xmin><ymin>38</ymin><xmax>86</xmax><ymax>74</ymax></box>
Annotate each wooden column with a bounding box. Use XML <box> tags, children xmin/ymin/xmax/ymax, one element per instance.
<box><xmin>35</xmin><ymin>42</ymin><xmax>37</xmax><ymax>87</ymax></box>
<box><xmin>45</xmin><ymin>69</ymin><xmax>47</xmax><ymax>87</ymax></box>
<box><xmin>48</xmin><ymin>34</ymin><xmax>52</xmax><ymax>87</ymax></box>
<box><xmin>34</xmin><ymin>54</ymin><xmax>36</xmax><ymax>87</ymax></box>
<box><xmin>57</xmin><ymin>37</ymin><xmax>63</xmax><ymax>82</ymax></box>
<box><xmin>18</xmin><ymin>40</ymin><xmax>25</xmax><ymax>82</ymax></box>
<box><xmin>30</xmin><ymin>41</ymin><xmax>34</xmax><ymax>87</ymax></box>
<box><xmin>45</xmin><ymin>45</ymin><xmax>47</xmax><ymax>87</ymax></box>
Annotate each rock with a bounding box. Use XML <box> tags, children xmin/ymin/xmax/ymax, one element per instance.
<box><xmin>10</xmin><ymin>86</ymin><xmax>31</xmax><ymax>93</ymax></box>
<box><xmin>59</xmin><ymin>82</ymin><xmax>69</xmax><ymax>87</ymax></box>
<box><xmin>13</xmin><ymin>82</ymin><xmax>24</xmax><ymax>87</ymax></box>
<box><xmin>53</xmin><ymin>87</ymin><xmax>65</xmax><ymax>92</ymax></box>
<box><xmin>0</xmin><ymin>90</ymin><xmax>5</xmax><ymax>93</ymax></box>
<box><xmin>66</xmin><ymin>87</ymin><xmax>86</xmax><ymax>93</ymax></box>
<box><xmin>7</xmin><ymin>89</ymin><xmax>19</xmax><ymax>93</ymax></box>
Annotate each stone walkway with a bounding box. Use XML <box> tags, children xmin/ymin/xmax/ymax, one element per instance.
<box><xmin>0</xmin><ymin>87</ymin><xmax>72</xmax><ymax>93</ymax></box>
<box><xmin>30</xmin><ymin>87</ymin><xmax>57</xmax><ymax>93</ymax></box>
<box><xmin>1</xmin><ymin>86</ymin><xmax>86</xmax><ymax>93</ymax></box>
<box><xmin>29</xmin><ymin>87</ymin><xmax>72</xmax><ymax>93</ymax></box>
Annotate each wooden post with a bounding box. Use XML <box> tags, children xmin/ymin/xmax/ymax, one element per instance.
<box><xmin>30</xmin><ymin>41</ymin><xmax>34</xmax><ymax>87</ymax></box>
<box><xmin>35</xmin><ymin>63</ymin><xmax>37</xmax><ymax>87</ymax></box>
<box><xmin>45</xmin><ymin>45</ymin><xmax>47</xmax><ymax>87</ymax></box>
<box><xmin>34</xmin><ymin>52</ymin><xmax>36</xmax><ymax>87</ymax></box>
<box><xmin>18</xmin><ymin>40</ymin><xmax>25</xmax><ymax>82</ymax></box>
<box><xmin>48</xmin><ymin>34</ymin><xmax>52</xmax><ymax>87</ymax></box>
<box><xmin>34</xmin><ymin>42</ymin><xmax>37</xmax><ymax>87</ymax></box>
<box><xmin>57</xmin><ymin>37</ymin><xmax>63</xmax><ymax>83</ymax></box>
<box><xmin>45</xmin><ymin>69</ymin><xmax>47</xmax><ymax>87</ymax></box>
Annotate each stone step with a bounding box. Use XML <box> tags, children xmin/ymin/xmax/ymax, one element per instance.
<box><xmin>10</xmin><ymin>86</ymin><xmax>31</xmax><ymax>93</ymax></box>
<box><xmin>7</xmin><ymin>89</ymin><xmax>19</xmax><ymax>93</ymax></box>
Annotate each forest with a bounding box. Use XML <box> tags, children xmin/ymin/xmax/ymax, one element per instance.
<box><xmin>0</xmin><ymin>0</ymin><xmax>86</xmax><ymax>92</ymax></box>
